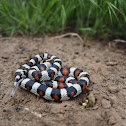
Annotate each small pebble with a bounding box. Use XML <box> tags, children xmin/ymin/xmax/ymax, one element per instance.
<box><xmin>74</xmin><ymin>49</ymin><xmax>79</xmax><ymax>55</ymax></box>
<box><xmin>14</xmin><ymin>107</ymin><xmax>19</xmax><ymax>112</ymax></box>
<box><xmin>107</xmin><ymin>117</ymin><xmax>116</xmax><ymax>126</ymax></box>
<box><xmin>78</xmin><ymin>102</ymin><xmax>82</xmax><ymax>106</ymax></box>
<box><xmin>82</xmin><ymin>100</ymin><xmax>89</xmax><ymax>107</ymax></box>
<box><xmin>21</xmin><ymin>48</ymin><xmax>25</xmax><ymax>54</ymax></box>
<box><xmin>63</xmin><ymin>59</ymin><xmax>66</xmax><ymax>62</ymax></box>
<box><xmin>101</xmin><ymin>110</ymin><xmax>109</xmax><ymax>118</ymax></box>
<box><xmin>96</xmin><ymin>59</ymin><xmax>100</xmax><ymax>63</ymax></box>
<box><xmin>82</xmin><ymin>103</ymin><xmax>87</xmax><ymax>107</ymax></box>
<box><xmin>3</xmin><ymin>109</ymin><xmax>6</xmax><ymax>112</ymax></box>
<box><xmin>101</xmin><ymin>99</ymin><xmax>111</xmax><ymax>109</ymax></box>
<box><xmin>44</xmin><ymin>109</ymin><xmax>49</xmax><ymax>113</ymax></box>
<box><xmin>64</xmin><ymin>105</ymin><xmax>67</xmax><ymax>107</ymax></box>
<box><xmin>8</xmin><ymin>117</ymin><xmax>11</xmax><ymax>121</ymax></box>
<box><xmin>120</xmin><ymin>75</ymin><xmax>125</xmax><ymax>79</ymax></box>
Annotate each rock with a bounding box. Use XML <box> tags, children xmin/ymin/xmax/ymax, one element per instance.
<box><xmin>44</xmin><ymin>109</ymin><xmax>49</xmax><ymax>113</ymax></box>
<box><xmin>108</xmin><ymin>86</ymin><xmax>119</xmax><ymax>93</ymax></box>
<box><xmin>74</xmin><ymin>49</ymin><xmax>79</xmax><ymax>55</ymax></box>
<box><xmin>14</xmin><ymin>107</ymin><xmax>19</xmax><ymax>112</ymax></box>
<box><xmin>64</xmin><ymin>105</ymin><xmax>67</xmax><ymax>107</ymax></box>
<box><xmin>8</xmin><ymin>117</ymin><xmax>11</xmax><ymax>121</ymax></box>
<box><xmin>87</xmin><ymin>92</ymin><xmax>96</xmax><ymax>106</ymax></box>
<box><xmin>21</xmin><ymin>48</ymin><xmax>25</xmax><ymax>54</ymax></box>
<box><xmin>3</xmin><ymin>109</ymin><xmax>6</xmax><ymax>112</ymax></box>
<box><xmin>78</xmin><ymin>102</ymin><xmax>83</xmax><ymax>106</ymax></box>
<box><xmin>82</xmin><ymin>100</ymin><xmax>89</xmax><ymax>107</ymax></box>
<box><xmin>101</xmin><ymin>99</ymin><xmax>111</xmax><ymax>109</ymax></box>
<box><xmin>101</xmin><ymin>110</ymin><xmax>109</xmax><ymax>119</ymax></box>
<box><xmin>120</xmin><ymin>75</ymin><xmax>125</xmax><ymax>79</ymax></box>
<box><xmin>107</xmin><ymin>117</ymin><xmax>116</xmax><ymax>126</ymax></box>
<box><xmin>96</xmin><ymin>59</ymin><xmax>100</xmax><ymax>63</ymax></box>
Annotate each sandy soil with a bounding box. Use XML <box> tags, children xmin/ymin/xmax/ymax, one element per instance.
<box><xmin>0</xmin><ymin>36</ymin><xmax>126</xmax><ymax>126</ymax></box>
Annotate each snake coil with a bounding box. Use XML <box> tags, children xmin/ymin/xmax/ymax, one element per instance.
<box><xmin>12</xmin><ymin>53</ymin><xmax>90</xmax><ymax>101</ymax></box>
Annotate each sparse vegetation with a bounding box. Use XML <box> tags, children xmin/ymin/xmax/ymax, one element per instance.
<box><xmin>0</xmin><ymin>0</ymin><xmax>125</xmax><ymax>39</ymax></box>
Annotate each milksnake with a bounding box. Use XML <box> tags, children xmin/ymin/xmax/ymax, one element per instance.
<box><xmin>12</xmin><ymin>53</ymin><xmax>90</xmax><ymax>101</ymax></box>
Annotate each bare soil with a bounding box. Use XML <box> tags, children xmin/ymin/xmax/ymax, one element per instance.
<box><xmin>0</xmin><ymin>36</ymin><xmax>126</xmax><ymax>126</ymax></box>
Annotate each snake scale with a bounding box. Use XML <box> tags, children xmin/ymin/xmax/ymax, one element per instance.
<box><xmin>12</xmin><ymin>53</ymin><xmax>90</xmax><ymax>101</ymax></box>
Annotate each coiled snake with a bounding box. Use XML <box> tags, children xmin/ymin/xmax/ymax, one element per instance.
<box><xmin>12</xmin><ymin>53</ymin><xmax>90</xmax><ymax>101</ymax></box>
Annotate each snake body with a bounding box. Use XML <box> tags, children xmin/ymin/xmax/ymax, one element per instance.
<box><xmin>14</xmin><ymin>53</ymin><xmax>90</xmax><ymax>101</ymax></box>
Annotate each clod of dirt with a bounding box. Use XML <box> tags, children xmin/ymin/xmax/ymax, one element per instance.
<box><xmin>121</xmin><ymin>112</ymin><xmax>126</xmax><ymax>119</ymax></box>
<box><xmin>101</xmin><ymin>99</ymin><xmax>111</xmax><ymax>109</ymax></box>
<box><xmin>0</xmin><ymin>67</ymin><xmax>5</xmax><ymax>73</ymax></box>
<box><xmin>108</xmin><ymin>86</ymin><xmax>119</xmax><ymax>93</ymax></box>
<box><xmin>1</xmin><ymin>54</ymin><xmax>9</xmax><ymax>59</ymax></box>
<box><xmin>109</xmin><ymin>95</ymin><xmax>118</xmax><ymax>105</ymax></box>
<box><xmin>123</xmin><ymin>86</ymin><xmax>126</xmax><ymax>89</ymax></box>
<box><xmin>87</xmin><ymin>92</ymin><xmax>96</xmax><ymax>106</ymax></box>
<box><xmin>107</xmin><ymin>117</ymin><xmax>116</xmax><ymax>126</ymax></box>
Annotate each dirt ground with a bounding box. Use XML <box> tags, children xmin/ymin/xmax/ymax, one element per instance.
<box><xmin>0</xmin><ymin>36</ymin><xmax>126</xmax><ymax>126</ymax></box>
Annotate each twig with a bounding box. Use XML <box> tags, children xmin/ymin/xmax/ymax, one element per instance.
<box><xmin>49</xmin><ymin>32</ymin><xmax>84</xmax><ymax>44</ymax></box>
